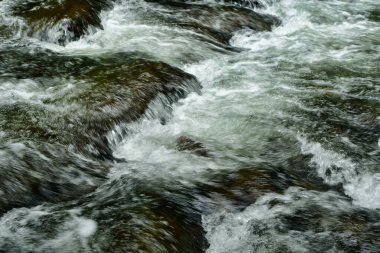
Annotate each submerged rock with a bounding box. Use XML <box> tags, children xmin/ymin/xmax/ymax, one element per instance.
<box><xmin>0</xmin><ymin>174</ymin><xmax>208</xmax><ymax>252</ymax></box>
<box><xmin>83</xmin><ymin>177</ymin><xmax>207</xmax><ymax>253</ymax></box>
<box><xmin>0</xmin><ymin>162</ymin><xmax>345</xmax><ymax>252</ymax></box>
<box><xmin>10</xmin><ymin>0</ymin><xmax>113</xmax><ymax>45</ymax></box>
<box><xmin>368</xmin><ymin>8</ymin><xmax>380</xmax><ymax>22</ymax></box>
<box><xmin>145</xmin><ymin>1</ymin><xmax>280</xmax><ymax>45</ymax></box>
<box><xmin>63</xmin><ymin>57</ymin><xmax>201</xmax><ymax>159</ymax></box>
<box><xmin>0</xmin><ymin>140</ymin><xmax>109</xmax><ymax>214</ymax></box>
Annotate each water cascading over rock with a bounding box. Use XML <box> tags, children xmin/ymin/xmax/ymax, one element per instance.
<box><xmin>0</xmin><ymin>48</ymin><xmax>202</xmax><ymax>213</ymax></box>
<box><xmin>10</xmin><ymin>0</ymin><xmax>114</xmax><ymax>45</ymax></box>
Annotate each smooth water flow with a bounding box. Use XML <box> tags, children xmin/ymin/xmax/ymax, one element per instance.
<box><xmin>0</xmin><ymin>0</ymin><xmax>379</xmax><ymax>252</ymax></box>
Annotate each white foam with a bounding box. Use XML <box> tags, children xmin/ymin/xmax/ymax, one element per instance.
<box><xmin>298</xmin><ymin>136</ymin><xmax>357</xmax><ymax>184</ymax></box>
<box><xmin>0</xmin><ymin>79</ymin><xmax>46</xmax><ymax>104</ymax></box>
<box><xmin>344</xmin><ymin>173</ymin><xmax>380</xmax><ymax>209</ymax></box>
<box><xmin>298</xmin><ymin>136</ymin><xmax>380</xmax><ymax>209</ymax></box>
<box><xmin>42</xmin><ymin>2</ymin><xmax>223</xmax><ymax>67</ymax></box>
<box><xmin>0</xmin><ymin>79</ymin><xmax>79</xmax><ymax>113</ymax></box>
<box><xmin>0</xmin><ymin>206</ymin><xmax>97</xmax><ymax>252</ymax></box>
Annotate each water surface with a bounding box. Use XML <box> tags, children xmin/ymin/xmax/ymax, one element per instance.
<box><xmin>0</xmin><ymin>0</ymin><xmax>379</xmax><ymax>252</ymax></box>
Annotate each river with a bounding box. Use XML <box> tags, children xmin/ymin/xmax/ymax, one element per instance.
<box><xmin>0</xmin><ymin>0</ymin><xmax>379</xmax><ymax>252</ymax></box>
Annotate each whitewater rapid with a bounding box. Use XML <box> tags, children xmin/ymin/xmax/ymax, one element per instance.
<box><xmin>0</xmin><ymin>0</ymin><xmax>379</xmax><ymax>252</ymax></box>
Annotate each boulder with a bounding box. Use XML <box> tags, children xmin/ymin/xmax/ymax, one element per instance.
<box><xmin>0</xmin><ymin>49</ymin><xmax>202</xmax><ymax>159</ymax></box>
<box><xmin>0</xmin><ymin>49</ymin><xmax>201</xmax><ymax>213</ymax></box>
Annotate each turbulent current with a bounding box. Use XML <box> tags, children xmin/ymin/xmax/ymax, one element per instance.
<box><xmin>0</xmin><ymin>0</ymin><xmax>379</xmax><ymax>252</ymax></box>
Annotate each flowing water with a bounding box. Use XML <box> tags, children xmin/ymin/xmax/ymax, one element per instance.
<box><xmin>0</xmin><ymin>0</ymin><xmax>379</xmax><ymax>252</ymax></box>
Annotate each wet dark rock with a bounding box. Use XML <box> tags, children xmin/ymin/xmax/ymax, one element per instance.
<box><xmin>10</xmin><ymin>0</ymin><xmax>114</xmax><ymax>45</ymax></box>
<box><xmin>199</xmin><ymin>168</ymin><xmax>284</xmax><ymax>210</ymax></box>
<box><xmin>55</xmin><ymin>57</ymin><xmax>200</xmax><ymax>158</ymax></box>
<box><xmin>192</xmin><ymin>155</ymin><xmax>340</xmax><ymax>213</ymax></box>
<box><xmin>176</xmin><ymin>136</ymin><xmax>210</xmax><ymax>157</ymax></box>
<box><xmin>277</xmin><ymin>198</ymin><xmax>380</xmax><ymax>253</ymax></box>
<box><xmin>0</xmin><ymin>49</ymin><xmax>201</xmax><ymax>160</ymax></box>
<box><xmin>296</xmin><ymin>91</ymin><xmax>380</xmax><ymax>157</ymax></box>
<box><xmin>59</xmin><ymin>175</ymin><xmax>208</xmax><ymax>253</ymax></box>
<box><xmin>0</xmin><ymin>48</ymin><xmax>200</xmax><ymax>213</ymax></box>
<box><xmin>144</xmin><ymin>1</ymin><xmax>280</xmax><ymax>45</ymax></box>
